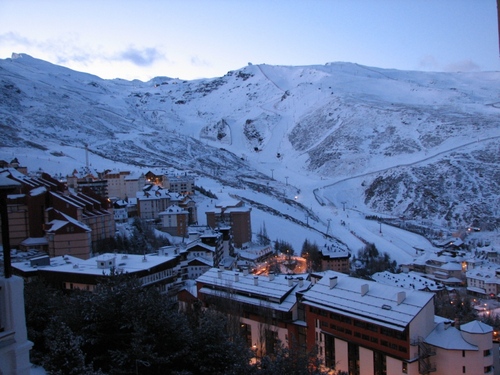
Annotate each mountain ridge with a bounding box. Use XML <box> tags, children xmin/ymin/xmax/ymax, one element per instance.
<box><xmin>1</xmin><ymin>53</ymin><xmax>498</xmax><ymax>231</ymax></box>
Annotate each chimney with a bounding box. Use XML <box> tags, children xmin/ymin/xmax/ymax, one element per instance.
<box><xmin>298</xmin><ymin>277</ymin><xmax>304</xmax><ymax>287</ymax></box>
<box><xmin>397</xmin><ymin>291</ymin><xmax>406</xmax><ymax>305</ymax></box>
<box><xmin>217</xmin><ymin>269</ymin><xmax>222</xmax><ymax>279</ymax></box>
<box><xmin>219</xmin><ymin>265</ymin><xmax>224</xmax><ymax>270</ymax></box>
<box><xmin>329</xmin><ymin>276</ymin><xmax>338</xmax><ymax>289</ymax></box>
<box><xmin>243</xmin><ymin>267</ymin><xmax>249</xmax><ymax>276</ymax></box>
<box><xmin>361</xmin><ymin>284</ymin><xmax>369</xmax><ymax>296</ymax></box>
<box><xmin>269</xmin><ymin>272</ymin><xmax>275</xmax><ymax>281</ymax></box>
<box><xmin>288</xmin><ymin>276</ymin><xmax>293</xmax><ymax>286</ymax></box>
<box><xmin>234</xmin><ymin>273</ymin><xmax>239</xmax><ymax>282</ymax></box>
<box><xmin>444</xmin><ymin>320</ymin><xmax>452</xmax><ymax>330</ymax></box>
<box><xmin>254</xmin><ymin>276</ymin><xmax>258</xmax><ymax>286</ymax></box>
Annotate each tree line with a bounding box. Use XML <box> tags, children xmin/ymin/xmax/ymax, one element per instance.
<box><xmin>25</xmin><ymin>272</ymin><xmax>341</xmax><ymax>375</ymax></box>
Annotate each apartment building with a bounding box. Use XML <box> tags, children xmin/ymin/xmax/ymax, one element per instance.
<box><xmin>206</xmin><ymin>199</ymin><xmax>252</xmax><ymax>248</ymax></box>
<box><xmin>159</xmin><ymin>204</ymin><xmax>189</xmax><ymax>237</ymax></box>
<box><xmin>103</xmin><ymin>170</ymin><xmax>146</xmax><ymax>200</ymax></box>
<box><xmin>319</xmin><ymin>243</ymin><xmax>351</xmax><ymax>274</ymax></box>
<box><xmin>196</xmin><ymin>268</ymin><xmax>310</xmax><ymax>357</ymax></box>
<box><xmin>0</xmin><ymin>168</ymin><xmax>115</xmax><ymax>260</ymax></box>
<box><xmin>304</xmin><ymin>271</ymin><xmax>493</xmax><ymax>375</ymax></box>
<box><xmin>136</xmin><ymin>185</ymin><xmax>171</xmax><ymax>220</ymax></box>
<box><xmin>189</xmin><ymin>269</ymin><xmax>494</xmax><ymax>375</ymax></box>
<box><xmin>12</xmin><ymin>252</ymin><xmax>180</xmax><ymax>294</ymax></box>
<box><xmin>466</xmin><ymin>266</ymin><xmax>500</xmax><ymax>299</ymax></box>
<box><xmin>163</xmin><ymin>174</ymin><xmax>195</xmax><ymax>195</ymax></box>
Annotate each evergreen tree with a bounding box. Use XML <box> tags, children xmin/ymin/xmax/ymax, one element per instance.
<box><xmin>301</xmin><ymin>240</ymin><xmax>322</xmax><ymax>272</ymax></box>
<box><xmin>257</xmin><ymin>222</ymin><xmax>271</xmax><ymax>246</ymax></box>
<box><xmin>256</xmin><ymin>340</ymin><xmax>328</xmax><ymax>375</ymax></box>
<box><xmin>43</xmin><ymin>320</ymin><xmax>95</xmax><ymax>375</ymax></box>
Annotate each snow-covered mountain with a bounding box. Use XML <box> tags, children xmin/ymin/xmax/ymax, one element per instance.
<box><xmin>1</xmin><ymin>53</ymin><xmax>499</xmax><ymax>235</ymax></box>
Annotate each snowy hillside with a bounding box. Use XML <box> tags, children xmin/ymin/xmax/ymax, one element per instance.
<box><xmin>0</xmin><ymin>53</ymin><xmax>498</xmax><ymax>250</ymax></box>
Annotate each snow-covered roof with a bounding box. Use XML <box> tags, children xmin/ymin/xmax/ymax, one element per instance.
<box><xmin>460</xmin><ymin>320</ymin><xmax>492</xmax><ymax>334</ymax></box>
<box><xmin>371</xmin><ymin>271</ymin><xmax>444</xmax><ymax>292</ymax></box>
<box><xmin>29</xmin><ymin>186</ymin><xmax>46</xmax><ymax>196</ymax></box>
<box><xmin>320</xmin><ymin>242</ymin><xmax>350</xmax><ymax>258</ymax></box>
<box><xmin>425</xmin><ymin>321</ymin><xmax>478</xmax><ymax>350</ymax></box>
<box><xmin>159</xmin><ymin>204</ymin><xmax>188</xmax><ymax>215</ymax></box>
<box><xmin>12</xmin><ymin>252</ymin><xmax>177</xmax><ymax>276</ymax></box>
<box><xmin>302</xmin><ymin>270</ymin><xmax>434</xmax><ymax>331</ymax></box>
<box><xmin>238</xmin><ymin>245</ymin><xmax>273</xmax><ymax>261</ymax></box>
<box><xmin>20</xmin><ymin>237</ymin><xmax>47</xmax><ymax>246</ymax></box>
<box><xmin>197</xmin><ymin>268</ymin><xmax>309</xmax><ymax>312</ymax></box>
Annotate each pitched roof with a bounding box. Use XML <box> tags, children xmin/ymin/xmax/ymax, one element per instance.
<box><xmin>302</xmin><ymin>271</ymin><xmax>434</xmax><ymax>331</ymax></box>
<box><xmin>460</xmin><ymin>320</ymin><xmax>493</xmax><ymax>334</ymax></box>
<box><xmin>197</xmin><ymin>268</ymin><xmax>310</xmax><ymax>312</ymax></box>
<box><xmin>425</xmin><ymin>321</ymin><xmax>478</xmax><ymax>350</ymax></box>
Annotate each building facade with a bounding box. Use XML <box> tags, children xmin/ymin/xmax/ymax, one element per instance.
<box><xmin>187</xmin><ymin>269</ymin><xmax>495</xmax><ymax>375</ymax></box>
<box><xmin>206</xmin><ymin>200</ymin><xmax>252</xmax><ymax>249</ymax></box>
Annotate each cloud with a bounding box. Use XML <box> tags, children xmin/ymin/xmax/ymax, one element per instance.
<box><xmin>0</xmin><ymin>32</ymin><xmax>35</xmax><ymax>47</ymax></box>
<box><xmin>118</xmin><ymin>47</ymin><xmax>165</xmax><ymax>67</ymax></box>
<box><xmin>418</xmin><ymin>55</ymin><xmax>440</xmax><ymax>70</ymax></box>
<box><xmin>418</xmin><ymin>55</ymin><xmax>481</xmax><ymax>73</ymax></box>
<box><xmin>444</xmin><ymin>60</ymin><xmax>480</xmax><ymax>72</ymax></box>
<box><xmin>190</xmin><ymin>56</ymin><xmax>210</xmax><ymax>67</ymax></box>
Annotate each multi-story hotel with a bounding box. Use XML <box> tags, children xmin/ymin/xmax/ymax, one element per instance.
<box><xmin>189</xmin><ymin>269</ymin><xmax>494</xmax><ymax>375</ymax></box>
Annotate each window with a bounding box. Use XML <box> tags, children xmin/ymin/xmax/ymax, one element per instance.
<box><xmin>483</xmin><ymin>349</ymin><xmax>491</xmax><ymax>357</ymax></box>
<box><xmin>484</xmin><ymin>366</ymin><xmax>492</xmax><ymax>373</ymax></box>
<box><xmin>463</xmin><ymin>366</ymin><xmax>466</xmax><ymax>373</ymax></box>
<box><xmin>324</xmin><ymin>334</ymin><xmax>335</xmax><ymax>369</ymax></box>
<box><xmin>462</xmin><ymin>350</ymin><xmax>466</xmax><ymax>357</ymax></box>
<box><xmin>402</xmin><ymin>362</ymin><xmax>408</xmax><ymax>374</ymax></box>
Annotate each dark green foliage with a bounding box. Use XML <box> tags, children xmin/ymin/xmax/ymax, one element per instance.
<box><xmin>301</xmin><ymin>239</ymin><xmax>322</xmax><ymax>272</ymax></box>
<box><xmin>353</xmin><ymin>243</ymin><xmax>397</xmax><ymax>277</ymax></box>
<box><xmin>257</xmin><ymin>222</ymin><xmax>271</xmax><ymax>246</ymax></box>
<box><xmin>274</xmin><ymin>239</ymin><xmax>295</xmax><ymax>256</ymax></box>
<box><xmin>43</xmin><ymin>320</ymin><xmax>91</xmax><ymax>375</ymax></box>
<box><xmin>194</xmin><ymin>185</ymin><xmax>218</xmax><ymax>199</ymax></box>
<box><xmin>434</xmin><ymin>291</ymin><xmax>477</xmax><ymax>324</ymax></box>
<box><xmin>24</xmin><ymin>278</ymin><xmax>66</xmax><ymax>364</ymax></box>
<box><xmin>187</xmin><ymin>310</ymin><xmax>253</xmax><ymax>375</ymax></box>
<box><xmin>25</xmin><ymin>271</ymin><xmax>335</xmax><ymax>374</ymax></box>
<box><xmin>94</xmin><ymin>217</ymin><xmax>170</xmax><ymax>255</ymax></box>
<box><xmin>256</xmin><ymin>341</ymin><xmax>328</xmax><ymax>375</ymax></box>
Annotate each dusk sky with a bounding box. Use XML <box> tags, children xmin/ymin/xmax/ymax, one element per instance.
<box><xmin>1</xmin><ymin>0</ymin><xmax>498</xmax><ymax>81</ymax></box>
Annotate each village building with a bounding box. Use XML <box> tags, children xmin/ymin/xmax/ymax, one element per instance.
<box><xmin>102</xmin><ymin>170</ymin><xmax>146</xmax><ymax>200</ymax></box>
<box><xmin>163</xmin><ymin>174</ymin><xmax>195</xmax><ymax>195</ymax></box>
<box><xmin>66</xmin><ymin>168</ymin><xmax>108</xmax><ymax>198</ymax></box>
<box><xmin>401</xmin><ymin>253</ymin><xmax>466</xmax><ymax>288</ymax></box>
<box><xmin>12</xmin><ymin>252</ymin><xmax>180</xmax><ymax>294</ymax></box>
<box><xmin>136</xmin><ymin>185</ymin><xmax>171</xmax><ymax>220</ymax></box>
<box><xmin>206</xmin><ymin>198</ymin><xmax>252</xmax><ymax>249</ymax></box>
<box><xmin>304</xmin><ymin>271</ymin><xmax>494</xmax><ymax>374</ymax></box>
<box><xmin>113</xmin><ymin>199</ymin><xmax>129</xmax><ymax>223</ymax></box>
<box><xmin>159</xmin><ymin>204</ymin><xmax>189</xmax><ymax>237</ymax></box>
<box><xmin>0</xmin><ymin>168</ymin><xmax>115</xmax><ymax>260</ymax></box>
<box><xmin>319</xmin><ymin>243</ymin><xmax>351</xmax><ymax>274</ymax></box>
<box><xmin>182</xmin><ymin>269</ymin><xmax>495</xmax><ymax>375</ymax></box>
<box><xmin>466</xmin><ymin>266</ymin><xmax>500</xmax><ymax>300</ymax></box>
<box><xmin>170</xmin><ymin>193</ymin><xmax>197</xmax><ymax>225</ymax></box>
<box><xmin>195</xmin><ymin>268</ymin><xmax>310</xmax><ymax>358</ymax></box>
